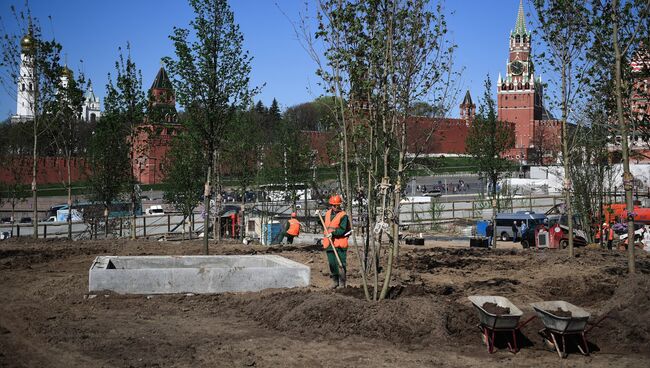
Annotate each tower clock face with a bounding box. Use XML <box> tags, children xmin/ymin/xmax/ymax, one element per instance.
<box><xmin>511</xmin><ymin>60</ymin><xmax>524</xmax><ymax>75</ymax></box>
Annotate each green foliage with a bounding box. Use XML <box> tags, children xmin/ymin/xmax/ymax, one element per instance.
<box><xmin>222</xmin><ymin>109</ymin><xmax>264</xmax><ymax>193</ymax></box>
<box><xmin>163</xmin><ymin>0</ymin><xmax>257</xmax><ymax>161</ymax></box>
<box><xmin>163</xmin><ymin>133</ymin><xmax>204</xmax><ymax>217</ymax></box>
<box><xmin>86</xmin><ymin>113</ymin><xmax>131</xmax><ymax>210</ymax></box>
<box><xmin>284</xmin><ymin>96</ymin><xmax>339</xmax><ymax>131</ymax></box>
<box><xmin>465</xmin><ymin>76</ymin><xmax>516</xmax><ymax>194</ymax></box>
<box><xmin>104</xmin><ymin>44</ymin><xmax>146</xmax><ymax>123</ymax></box>
<box><xmin>85</xmin><ymin>44</ymin><xmax>144</xmax><ymax>213</ymax></box>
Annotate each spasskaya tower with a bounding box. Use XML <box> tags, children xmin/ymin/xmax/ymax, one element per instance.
<box><xmin>497</xmin><ymin>0</ymin><xmax>558</xmax><ymax>163</ymax></box>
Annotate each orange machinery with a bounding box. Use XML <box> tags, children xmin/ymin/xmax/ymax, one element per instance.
<box><xmin>603</xmin><ymin>203</ymin><xmax>650</xmax><ymax>224</ymax></box>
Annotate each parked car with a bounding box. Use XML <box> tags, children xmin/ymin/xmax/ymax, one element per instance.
<box><xmin>1</xmin><ymin>217</ymin><xmax>11</xmax><ymax>224</ymax></box>
<box><xmin>19</xmin><ymin>217</ymin><xmax>32</xmax><ymax>224</ymax></box>
<box><xmin>423</xmin><ymin>189</ymin><xmax>443</xmax><ymax>197</ymax></box>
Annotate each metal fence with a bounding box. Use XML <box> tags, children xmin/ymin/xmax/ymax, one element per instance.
<box><xmin>0</xmin><ymin>212</ymin><xmax>203</xmax><ymax>240</ymax></box>
<box><xmin>400</xmin><ymin>195</ymin><xmax>563</xmax><ymax>229</ymax></box>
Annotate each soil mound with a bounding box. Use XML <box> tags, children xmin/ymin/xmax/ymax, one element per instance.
<box><xmin>239</xmin><ymin>288</ymin><xmax>476</xmax><ymax>347</ymax></box>
<box><xmin>593</xmin><ymin>274</ymin><xmax>650</xmax><ymax>353</ymax></box>
<box><xmin>482</xmin><ymin>302</ymin><xmax>510</xmax><ymax>315</ymax></box>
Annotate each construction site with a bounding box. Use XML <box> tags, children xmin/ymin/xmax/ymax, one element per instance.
<box><xmin>1</xmin><ymin>0</ymin><xmax>650</xmax><ymax>366</ymax></box>
<box><xmin>0</xmin><ymin>236</ymin><xmax>649</xmax><ymax>367</ymax></box>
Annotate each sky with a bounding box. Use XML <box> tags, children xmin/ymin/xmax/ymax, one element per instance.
<box><xmin>0</xmin><ymin>0</ymin><xmax>534</xmax><ymax>121</ymax></box>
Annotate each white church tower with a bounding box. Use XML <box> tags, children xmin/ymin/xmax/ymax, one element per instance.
<box><xmin>81</xmin><ymin>80</ymin><xmax>101</xmax><ymax>122</ymax></box>
<box><xmin>12</xmin><ymin>28</ymin><xmax>36</xmax><ymax>123</ymax></box>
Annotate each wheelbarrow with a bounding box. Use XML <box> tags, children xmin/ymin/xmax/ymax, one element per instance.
<box><xmin>468</xmin><ymin>296</ymin><xmax>535</xmax><ymax>353</ymax></box>
<box><xmin>531</xmin><ymin>300</ymin><xmax>592</xmax><ymax>358</ymax></box>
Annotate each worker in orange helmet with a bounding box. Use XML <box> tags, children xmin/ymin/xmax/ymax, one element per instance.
<box><xmin>283</xmin><ymin>212</ymin><xmax>301</xmax><ymax>244</ymax></box>
<box><xmin>323</xmin><ymin>194</ymin><xmax>351</xmax><ymax>289</ymax></box>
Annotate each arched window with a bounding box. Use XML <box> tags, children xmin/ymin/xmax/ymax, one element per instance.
<box><xmin>90</xmin><ymin>113</ymin><xmax>96</xmax><ymax>123</ymax></box>
<box><xmin>28</xmin><ymin>83</ymin><xmax>32</xmax><ymax>91</ymax></box>
<box><xmin>522</xmin><ymin>35</ymin><xmax>527</xmax><ymax>43</ymax></box>
<box><xmin>21</xmin><ymin>84</ymin><xmax>25</xmax><ymax>92</ymax></box>
<box><xmin>516</xmin><ymin>35</ymin><xmax>521</xmax><ymax>43</ymax></box>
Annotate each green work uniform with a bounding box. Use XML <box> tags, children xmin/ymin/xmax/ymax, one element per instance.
<box><xmin>326</xmin><ymin>209</ymin><xmax>350</xmax><ymax>277</ymax></box>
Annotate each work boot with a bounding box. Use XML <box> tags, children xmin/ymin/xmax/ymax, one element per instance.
<box><xmin>339</xmin><ymin>272</ymin><xmax>347</xmax><ymax>288</ymax></box>
<box><xmin>330</xmin><ymin>276</ymin><xmax>339</xmax><ymax>289</ymax></box>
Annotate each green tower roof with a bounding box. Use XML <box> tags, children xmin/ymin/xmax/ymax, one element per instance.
<box><xmin>512</xmin><ymin>0</ymin><xmax>529</xmax><ymax>36</ymax></box>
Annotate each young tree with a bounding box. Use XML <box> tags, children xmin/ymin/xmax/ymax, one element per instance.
<box><xmin>164</xmin><ymin>0</ymin><xmax>258</xmax><ymax>254</ymax></box>
<box><xmin>163</xmin><ymin>132</ymin><xmax>204</xmax><ymax>239</ymax></box>
<box><xmin>302</xmin><ymin>0</ymin><xmax>458</xmax><ymax>300</ymax></box>
<box><xmin>466</xmin><ymin>76</ymin><xmax>516</xmax><ymax>247</ymax></box>
<box><xmin>533</xmin><ymin>0</ymin><xmax>593</xmax><ymax>257</ymax></box>
<box><xmin>45</xmin><ymin>66</ymin><xmax>85</xmax><ymax>239</ymax></box>
<box><xmin>103</xmin><ymin>44</ymin><xmax>147</xmax><ymax>238</ymax></box>
<box><xmin>588</xmin><ymin>0</ymin><xmax>650</xmax><ymax>273</ymax></box>
<box><xmin>0</xmin><ymin>7</ymin><xmax>64</xmax><ymax>237</ymax></box>
<box><xmin>86</xmin><ymin>113</ymin><xmax>131</xmax><ymax>233</ymax></box>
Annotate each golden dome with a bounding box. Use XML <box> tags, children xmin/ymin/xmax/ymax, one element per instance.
<box><xmin>61</xmin><ymin>66</ymin><xmax>73</xmax><ymax>78</ymax></box>
<box><xmin>20</xmin><ymin>33</ymin><xmax>34</xmax><ymax>50</ymax></box>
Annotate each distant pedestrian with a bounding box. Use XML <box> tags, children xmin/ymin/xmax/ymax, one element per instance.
<box><xmin>486</xmin><ymin>221</ymin><xmax>494</xmax><ymax>248</ymax></box>
<box><xmin>520</xmin><ymin>221</ymin><xmax>528</xmax><ymax>241</ymax></box>
<box><xmin>512</xmin><ymin>221</ymin><xmax>519</xmax><ymax>242</ymax></box>
<box><xmin>605</xmin><ymin>222</ymin><xmax>614</xmax><ymax>250</ymax></box>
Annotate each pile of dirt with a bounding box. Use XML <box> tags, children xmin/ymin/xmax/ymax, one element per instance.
<box><xmin>592</xmin><ymin>274</ymin><xmax>650</xmax><ymax>353</ymax></box>
<box><xmin>235</xmin><ymin>287</ymin><xmax>477</xmax><ymax>347</ymax></box>
<box><xmin>482</xmin><ymin>302</ymin><xmax>510</xmax><ymax>315</ymax></box>
<box><xmin>546</xmin><ymin>308</ymin><xmax>572</xmax><ymax>318</ymax></box>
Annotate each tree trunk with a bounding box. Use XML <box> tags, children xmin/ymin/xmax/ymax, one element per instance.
<box><xmin>491</xmin><ymin>176</ymin><xmax>497</xmax><ymax>248</ymax></box>
<box><xmin>561</xmin><ymin>62</ymin><xmax>575</xmax><ymax>257</ymax></box>
<box><xmin>203</xmin><ymin>162</ymin><xmax>212</xmax><ymax>255</ymax></box>
<box><xmin>612</xmin><ymin>1</ymin><xmax>635</xmax><ymax>273</ymax></box>
<box><xmin>67</xmin><ymin>157</ymin><xmax>72</xmax><ymax>240</ymax></box>
<box><xmin>32</xmin><ymin>115</ymin><xmax>38</xmax><ymax>239</ymax></box>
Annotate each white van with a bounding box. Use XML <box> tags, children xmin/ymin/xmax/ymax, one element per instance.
<box><xmin>146</xmin><ymin>205</ymin><xmax>165</xmax><ymax>215</ymax></box>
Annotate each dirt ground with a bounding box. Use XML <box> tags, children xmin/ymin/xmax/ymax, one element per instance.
<box><xmin>0</xmin><ymin>237</ymin><xmax>649</xmax><ymax>367</ymax></box>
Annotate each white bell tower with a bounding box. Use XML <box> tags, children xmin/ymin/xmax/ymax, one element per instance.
<box><xmin>12</xmin><ymin>28</ymin><xmax>36</xmax><ymax>123</ymax></box>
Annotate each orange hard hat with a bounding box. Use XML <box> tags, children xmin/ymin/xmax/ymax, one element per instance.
<box><xmin>291</xmin><ymin>212</ymin><xmax>297</xmax><ymax>218</ymax></box>
<box><xmin>329</xmin><ymin>194</ymin><xmax>343</xmax><ymax>205</ymax></box>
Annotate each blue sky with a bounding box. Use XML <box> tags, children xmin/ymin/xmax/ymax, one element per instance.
<box><xmin>0</xmin><ymin>0</ymin><xmax>533</xmax><ymax>120</ymax></box>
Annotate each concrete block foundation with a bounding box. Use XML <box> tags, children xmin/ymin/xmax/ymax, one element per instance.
<box><xmin>89</xmin><ymin>255</ymin><xmax>310</xmax><ymax>294</ymax></box>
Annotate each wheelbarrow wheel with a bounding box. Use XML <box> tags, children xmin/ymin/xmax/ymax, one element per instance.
<box><xmin>543</xmin><ymin>337</ymin><xmax>555</xmax><ymax>350</ymax></box>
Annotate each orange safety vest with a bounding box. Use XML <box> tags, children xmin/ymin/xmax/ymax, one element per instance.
<box><xmin>323</xmin><ymin>209</ymin><xmax>349</xmax><ymax>249</ymax></box>
<box><xmin>287</xmin><ymin>218</ymin><xmax>300</xmax><ymax>236</ymax></box>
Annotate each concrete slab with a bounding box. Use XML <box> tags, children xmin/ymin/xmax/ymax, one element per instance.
<box><xmin>88</xmin><ymin>255</ymin><xmax>310</xmax><ymax>294</ymax></box>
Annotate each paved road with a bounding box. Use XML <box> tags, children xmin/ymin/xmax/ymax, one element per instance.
<box><xmin>405</xmin><ymin>174</ymin><xmax>486</xmax><ymax>196</ymax></box>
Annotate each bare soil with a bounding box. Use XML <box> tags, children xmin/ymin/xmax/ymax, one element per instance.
<box><xmin>547</xmin><ymin>309</ymin><xmax>573</xmax><ymax>318</ymax></box>
<box><xmin>0</xmin><ymin>237</ymin><xmax>649</xmax><ymax>367</ymax></box>
<box><xmin>482</xmin><ymin>302</ymin><xmax>510</xmax><ymax>315</ymax></box>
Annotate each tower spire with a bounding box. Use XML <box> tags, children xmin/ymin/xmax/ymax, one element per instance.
<box><xmin>514</xmin><ymin>0</ymin><xmax>527</xmax><ymax>35</ymax></box>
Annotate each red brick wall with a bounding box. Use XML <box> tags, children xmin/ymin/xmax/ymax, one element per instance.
<box><xmin>406</xmin><ymin>117</ymin><xmax>470</xmax><ymax>155</ymax></box>
<box><xmin>0</xmin><ymin>157</ymin><xmax>87</xmax><ymax>185</ymax></box>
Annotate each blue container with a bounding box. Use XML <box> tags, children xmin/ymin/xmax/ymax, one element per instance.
<box><xmin>264</xmin><ymin>222</ymin><xmax>283</xmax><ymax>245</ymax></box>
<box><xmin>476</xmin><ymin>220</ymin><xmax>489</xmax><ymax>237</ymax></box>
